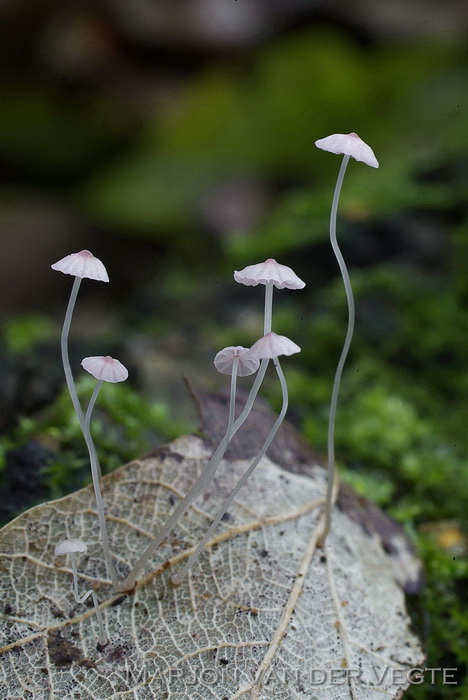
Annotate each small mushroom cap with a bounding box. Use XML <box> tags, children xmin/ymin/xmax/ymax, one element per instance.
<box><xmin>214</xmin><ymin>346</ymin><xmax>260</xmax><ymax>377</ymax></box>
<box><xmin>51</xmin><ymin>250</ymin><xmax>109</xmax><ymax>282</ymax></box>
<box><xmin>248</xmin><ymin>332</ymin><xmax>301</xmax><ymax>359</ymax></box>
<box><xmin>234</xmin><ymin>259</ymin><xmax>305</xmax><ymax>290</ymax></box>
<box><xmin>81</xmin><ymin>355</ymin><xmax>128</xmax><ymax>383</ymax></box>
<box><xmin>55</xmin><ymin>538</ymin><xmax>88</xmax><ymax>557</ymax></box>
<box><xmin>315</xmin><ymin>133</ymin><xmax>379</xmax><ymax>168</ymax></box>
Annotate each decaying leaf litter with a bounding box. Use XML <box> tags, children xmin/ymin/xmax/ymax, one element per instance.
<box><xmin>0</xmin><ymin>395</ymin><xmax>424</xmax><ymax>699</ymax></box>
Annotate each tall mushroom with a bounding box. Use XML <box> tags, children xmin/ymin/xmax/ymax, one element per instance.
<box><xmin>80</xmin><ymin>356</ymin><xmax>128</xmax><ymax>590</ymax></box>
<box><xmin>315</xmin><ymin>133</ymin><xmax>379</xmax><ymax>546</ymax></box>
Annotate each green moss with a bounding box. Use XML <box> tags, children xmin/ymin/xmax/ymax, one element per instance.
<box><xmin>405</xmin><ymin>537</ymin><xmax>468</xmax><ymax>699</ymax></box>
<box><xmin>0</xmin><ymin>376</ymin><xmax>192</xmax><ymax>501</ymax></box>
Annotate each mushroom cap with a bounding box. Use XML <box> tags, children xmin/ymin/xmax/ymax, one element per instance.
<box><xmin>214</xmin><ymin>346</ymin><xmax>260</xmax><ymax>377</ymax></box>
<box><xmin>248</xmin><ymin>332</ymin><xmax>301</xmax><ymax>359</ymax></box>
<box><xmin>234</xmin><ymin>259</ymin><xmax>305</xmax><ymax>290</ymax></box>
<box><xmin>51</xmin><ymin>250</ymin><xmax>109</xmax><ymax>282</ymax></box>
<box><xmin>81</xmin><ymin>355</ymin><xmax>129</xmax><ymax>383</ymax></box>
<box><xmin>55</xmin><ymin>538</ymin><xmax>88</xmax><ymax>557</ymax></box>
<box><xmin>315</xmin><ymin>133</ymin><xmax>379</xmax><ymax>168</ymax></box>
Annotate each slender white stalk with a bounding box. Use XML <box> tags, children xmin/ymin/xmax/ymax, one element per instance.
<box><xmin>60</xmin><ymin>277</ymin><xmax>85</xmax><ymax>428</ymax></box>
<box><xmin>122</xmin><ymin>357</ymin><xmax>269</xmax><ymax>590</ymax></box>
<box><xmin>83</xmin><ymin>381</ymin><xmax>121</xmax><ymax>590</ymax></box>
<box><xmin>172</xmin><ymin>356</ymin><xmax>288</xmax><ymax>585</ymax></box>
<box><xmin>227</xmin><ymin>357</ymin><xmax>239</xmax><ymax>430</ymax></box>
<box><xmin>319</xmin><ymin>154</ymin><xmax>354</xmax><ymax>546</ymax></box>
<box><xmin>264</xmin><ymin>281</ymin><xmax>274</xmax><ymax>334</ymax></box>
<box><xmin>70</xmin><ymin>554</ymin><xmax>107</xmax><ymax>646</ymax></box>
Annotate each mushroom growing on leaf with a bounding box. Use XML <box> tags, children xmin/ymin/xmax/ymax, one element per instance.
<box><xmin>315</xmin><ymin>133</ymin><xmax>379</xmax><ymax>546</ymax></box>
<box><xmin>54</xmin><ymin>538</ymin><xmax>107</xmax><ymax>648</ymax></box>
<box><xmin>172</xmin><ymin>332</ymin><xmax>301</xmax><ymax>584</ymax></box>
<box><xmin>80</xmin><ymin>356</ymin><xmax>129</xmax><ymax>590</ymax></box>
<box><xmin>122</xmin><ymin>262</ymin><xmax>305</xmax><ymax>590</ymax></box>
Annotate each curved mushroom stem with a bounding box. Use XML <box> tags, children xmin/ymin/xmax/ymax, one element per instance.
<box><xmin>70</xmin><ymin>553</ymin><xmax>107</xmax><ymax>647</ymax></box>
<box><xmin>172</xmin><ymin>356</ymin><xmax>288</xmax><ymax>585</ymax></box>
<box><xmin>122</xmin><ymin>358</ymin><xmax>270</xmax><ymax>591</ymax></box>
<box><xmin>83</xmin><ymin>381</ymin><xmax>121</xmax><ymax>590</ymax></box>
<box><xmin>60</xmin><ymin>276</ymin><xmax>85</xmax><ymax>428</ymax></box>
<box><xmin>318</xmin><ymin>153</ymin><xmax>354</xmax><ymax>547</ymax></box>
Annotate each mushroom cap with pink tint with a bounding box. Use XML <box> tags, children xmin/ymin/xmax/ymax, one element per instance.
<box><xmin>81</xmin><ymin>356</ymin><xmax>128</xmax><ymax>383</ymax></box>
<box><xmin>248</xmin><ymin>332</ymin><xmax>301</xmax><ymax>359</ymax></box>
<box><xmin>315</xmin><ymin>133</ymin><xmax>379</xmax><ymax>169</ymax></box>
<box><xmin>234</xmin><ymin>259</ymin><xmax>305</xmax><ymax>290</ymax></box>
<box><xmin>54</xmin><ymin>538</ymin><xmax>88</xmax><ymax>557</ymax></box>
<box><xmin>51</xmin><ymin>250</ymin><xmax>109</xmax><ymax>282</ymax></box>
<box><xmin>214</xmin><ymin>346</ymin><xmax>260</xmax><ymax>376</ymax></box>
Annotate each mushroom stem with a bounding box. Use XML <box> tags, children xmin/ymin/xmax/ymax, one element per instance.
<box><xmin>264</xmin><ymin>281</ymin><xmax>274</xmax><ymax>334</ymax></box>
<box><xmin>172</xmin><ymin>356</ymin><xmax>288</xmax><ymax>585</ymax></box>
<box><xmin>60</xmin><ymin>276</ymin><xmax>85</xmax><ymax>428</ymax></box>
<box><xmin>122</xmin><ymin>358</ymin><xmax>270</xmax><ymax>591</ymax></box>
<box><xmin>227</xmin><ymin>357</ymin><xmax>239</xmax><ymax>431</ymax></box>
<box><xmin>318</xmin><ymin>153</ymin><xmax>354</xmax><ymax>547</ymax></box>
<box><xmin>70</xmin><ymin>553</ymin><xmax>107</xmax><ymax>647</ymax></box>
<box><xmin>83</xmin><ymin>381</ymin><xmax>121</xmax><ymax>590</ymax></box>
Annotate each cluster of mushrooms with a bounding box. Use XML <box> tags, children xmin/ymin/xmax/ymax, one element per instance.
<box><xmin>52</xmin><ymin>132</ymin><xmax>378</xmax><ymax>647</ymax></box>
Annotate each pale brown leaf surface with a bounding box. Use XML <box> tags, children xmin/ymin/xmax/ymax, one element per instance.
<box><xmin>0</xmin><ymin>434</ymin><xmax>424</xmax><ymax>699</ymax></box>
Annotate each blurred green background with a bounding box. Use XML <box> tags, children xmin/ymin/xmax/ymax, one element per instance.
<box><xmin>1</xmin><ymin>1</ymin><xmax>467</xmax><ymax>696</ymax></box>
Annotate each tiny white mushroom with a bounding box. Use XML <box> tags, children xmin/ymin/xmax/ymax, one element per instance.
<box><xmin>315</xmin><ymin>132</ymin><xmax>379</xmax><ymax>546</ymax></box>
<box><xmin>54</xmin><ymin>538</ymin><xmax>107</xmax><ymax>648</ymax></box>
<box><xmin>214</xmin><ymin>346</ymin><xmax>259</xmax><ymax>377</ymax></box>
<box><xmin>234</xmin><ymin>258</ymin><xmax>305</xmax><ymax>334</ymax></box>
<box><xmin>214</xmin><ymin>345</ymin><xmax>260</xmax><ymax>436</ymax></box>
<box><xmin>234</xmin><ymin>258</ymin><xmax>305</xmax><ymax>290</ymax></box>
<box><xmin>79</xmin><ymin>356</ymin><xmax>129</xmax><ymax>590</ymax></box>
<box><xmin>81</xmin><ymin>356</ymin><xmax>129</xmax><ymax>383</ymax></box>
<box><xmin>51</xmin><ymin>249</ymin><xmax>109</xmax><ymax>282</ymax></box>
<box><xmin>315</xmin><ymin>132</ymin><xmax>379</xmax><ymax>169</ymax></box>
<box><xmin>248</xmin><ymin>331</ymin><xmax>301</xmax><ymax>359</ymax></box>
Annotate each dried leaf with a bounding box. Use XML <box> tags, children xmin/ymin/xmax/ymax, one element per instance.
<box><xmin>190</xmin><ymin>381</ymin><xmax>423</xmax><ymax>594</ymax></box>
<box><xmin>0</xmin><ymin>434</ymin><xmax>423</xmax><ymax>698</ymax></box>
